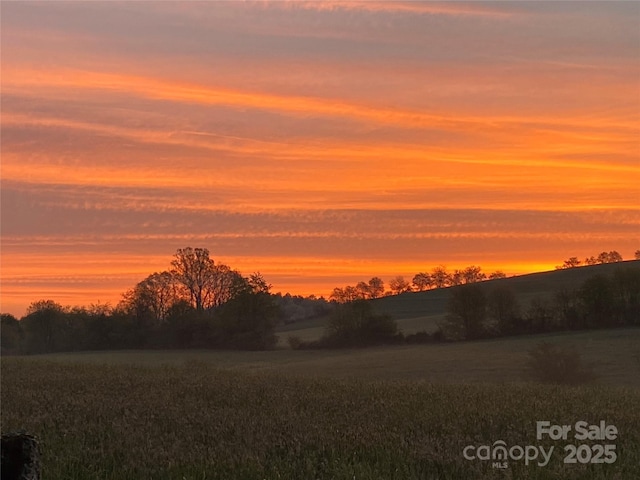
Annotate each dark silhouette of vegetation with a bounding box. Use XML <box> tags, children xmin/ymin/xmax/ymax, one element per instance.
<box><xmin>443</xmin><ymin>284</ymin><xmax>487</xmax><ymax>340</ymax></box>
<box><xmin>388</xmin><ymin>276</ymin><xmax>411</xmax><ymax>295</ymax></box>
<box><xmin>525</xmin><ymin>342</ymin><xmax>597</xmax><ymax>385</ymax></box>
<box><xmin>487</xmin><ymin>286</ymin><xmax>520</xmax><ymax>335</ymax></box>
<box><xmin>2</xmin><ymin>249</ymin><xmax>638</xmax><ymax>353</ymax></box>
<box><xmin>559</xmin><ymin>250</ymin><xmax>624</xmax><ymax>269</ymax></box>
<box><xmin>443</xmin><ymin>265</ymin><xmax>640</xmax><ymax>341</ymax></box>
<box><xmin>323</xmin><ymin>300</ymin><xmax>399</xmax><ymax>347</ymax></box>
<box><xmin>1</xmin><ymin>314</ymin><xmax>23</xmax><ymax>354</ymax></box>
<box><xmin>6</xmin><ymin>248</ymin><xmax>281</xmax><ymax>353</ymax></box>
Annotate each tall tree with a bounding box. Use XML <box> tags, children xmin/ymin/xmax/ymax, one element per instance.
<box><xmin>171</xmin><ymin>247</ymin><xmax>215</xmax><ymax>311</ymax></box>
<box><xmin>356</xmin><ymin>281</ymin><xmax>371</xmax><ymax>299</ymax></box>
<box><xmin>121</xmin><ymin>271</ymin><xmax>183</xmax><ymax>323</ymax></box>
<box><xmin>170</xmin><ymin>247</ymin><xmax>242</xmax><ymax>310</ymax></box>
<box><xmin>431</xmin><ymin>265</ymin><xmax>451</xmax><ymax>288</ymax></box>
<box><xmin>487</xmin><ymin>286</ymin><xmax>520</xmax><ymax>334</ymax></box>
<box><xmin>445</xmin><ymin>284</ymin><xmax>487</xmax><ymax>340</ymax></box>
<box><xmin>367</xmin><ymin>277</ymin><xmax>385</xmax><ymax>299</ymax></box>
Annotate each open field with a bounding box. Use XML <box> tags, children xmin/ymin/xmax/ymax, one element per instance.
<box><xmin>276</xmin><ymin>261</ymin><xmax>640</xmax><ymax>343</ymax></box>
<box><xmin>1</xmin><ymin>358</ymin><xmax>639</xmax><ymax>479</ymax></box>
<box><xmin>3</xmin><ymin>328</ymin><xmax>639</xmax><ymax>478</ymax></box>
<box><xmin>34</xmin><ymin>328</ymin><xmax>639</xmax><ymax>386</ymax></box>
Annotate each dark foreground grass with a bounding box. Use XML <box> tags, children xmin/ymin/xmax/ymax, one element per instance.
<box><xmin>2</xmin><ymin>359</ymin><xmax>639</xmax><ymax>480</ymax></box>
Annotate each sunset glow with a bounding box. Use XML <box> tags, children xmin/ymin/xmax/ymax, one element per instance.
<box><xmin>2</xmin><ymin>1</ymin><xmax>639</xmax><ymax>316</ymax></box>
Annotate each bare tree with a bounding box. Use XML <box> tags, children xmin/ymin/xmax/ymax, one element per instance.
<box><xmin>431</xmin><ymin>265</ymin><xmax>451</xmax><ymax>288</ymax></box>
<box><xmin>356</xmin><ymin>281</ymin><xmax>371</xmax><ymax>299</ymax></box>
<box><xmin>584</xmin><ymin>256</ymin><xmax>598</xmax><ymax>265</ymax></box>
<box><xmin>170</xmin><ymin>247</ymin><xmax>243</xmax><ymax>310</ymax></box>
<box><xmin>450</xmin><ymin>269</ymin><xmax>464</xmax><ymax>286</ymax></box>
<box><xmin>596</xmin><ymin>251</ymin><xmax>623</xmax><ymax>264</ymax></box>
<box><xmin>561</xmin><ymin>257</ymin><xmax>581</xmax><ymax>269</ymax></box>
<box><xmin>488</xmin><ymin>270</ymin><xmax>507</xmax><ymax>279</ymax></box>
<box><xmin>367</xmin><ymin>277</ymin><xmax>385</xmax><ymax>299</ymax></box>
<box><xmin>462</xmin><ymin>265</ymin><xmax>486</xmax><ymax>284</ymax></box>
<box><xmin>389</xmin><ymin>276</ymin><xmax>411</xmax><ymax>295</ymax></box>
<box><xmin>412</xmin><ymin>272</ymin><xmax>432</xmax><ymax>291</ymax></box>
<box><xmin>171</xmin><ymin>247</ymin><xmax>216</xmax><ymax>311</ymax></box>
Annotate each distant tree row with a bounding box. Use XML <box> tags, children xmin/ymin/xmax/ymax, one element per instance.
<box><xmin>329</xmin><ymin>266</ymin><xmax>507</xmax><ymax>302</ymax></box>
<box><xmin>287</xmin><ymin>264</ymin><xmax>640</xmax><ymax>350</ymax></box>
<box><xmin>1</xmin><ymin>247</ymin><xmax>281</xmax><ymax>354</ymax></box>
<box><xmin>557</xmin><ymin>250</ymin><xmax>638</xmax><ymax>269</ymax></box>
<box><xmin>443</xmin><ymin>266</ymin><xmax>640</xmax><ymax>341</ymax></box>
<box><xmin>330</xmin><ymin>250</ymin><xmax>640</xmax><ymax>303</ymax></box>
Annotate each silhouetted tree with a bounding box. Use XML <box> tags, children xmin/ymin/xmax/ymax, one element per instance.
<box><xmin>412</xmin><ymin>272</ymin><xmax>432</xmax><ymax>291</ymax></box>
<box><xmin>431</xmin><ymin>265</ymin><xmax>450</xmax><ymax>288</ymax></box>
<box><xmin>488</xmin><ymin>270</ymin><xmax>507</xmax><ymax>279</ymax></box>
<box><xmin>610</xmin><ymin>267</ymin><xmax>640</xmax><ymax>325</ymax></box>
<box><xmin>22</xmin><ymin>300</ymin><xmax>68</xmax><ymax>353</ymax></box>
<box><xmin>120</xmin><ymin>271</ymin><xmax>183</xmax><ymax>324</ymax></box>
<box><xmin>329</xmin><ymin>285</ymin><xmax>360</xmax><ymax>303</ymax></box>
<box><xmin>449</xmin><ymin>269</ymin><xmax>464</xmax><ymax>286</ymax></box>
<box><xmin>1</xmin><ymin>314</ymin><xmax>23</xmax><ymax>354</ymax></box>
<box><xmin>323</xmin><ymin>300</ymin><xmax>397</xmax><ymax>347</ymax></box>
<box><xmin>170</xmin><ymin>247</ymin><xmax>243</xmax><ymax>310</ymax></box>
<box><xmin>356</xmin><ymin>281</ymin><xmax>370</xmax><ymax>299</ymax></box>
<box><xmin>389</xmin><ymin>276</ymin><xmax>411</xmax><ymax>295</ymax></box>
<box><xmin>580</xmin><ymin>274</ymin><xmax>616</xmax><ymax>327</ymax></box>
<box><xmin>554</xmin><ymin>289</ymin><xmax>583</xmax><ymax>330</ymax></box>
<box><xmin>367</xmin><ymin>277</ymin><xmax>385</xmax><ymax>299</ymax></box>
<box><xmin>247</xmin><ymin>272</ymin><xmax>272</xmax><ymax>294</ymax></box>
<box><xmin>525</xmin><ymin>296</ymin><xmax>555</xmax><ymax>333</ymax></box>
<box><xmin>560</xmin><ymin>257</ymin><xmax>582</xmax><ymax>269</ymax></box>
<box><xmin>635</xmin><ymin>250</ymin><xmax>640</xmax><ymax>260</ymax></box>
<box><xmin>171</xmin><ymin>247</ymin><xmax>216</xmax><ymax>311</ymax></box>
<box><xmin>596</xmin><ymin>251</ymin><xmax>623</xmax><ymax>264</ymax></box>
<box><xmin>215</xmin><ymin>286</ymin><xmax>280</xmax><ymax>350</ymax></box>
<box><xmin>445</xmin><ymin>284</ymin><xmax>487</xmax><ymax>340</ymax></box>
<box><xmin>487</xmin><ymin>287</ymin><xmax>520</xmax><ymax>335</ymax></box>
<box><xmin>584</xmin><ymin>256</ymin><xmax>598</xmax><ymax>265</ymax></box>
<box><xmin>462</xmin><ymin>265</ymin><xmax>486</xmax><ymax>284</ymax></box>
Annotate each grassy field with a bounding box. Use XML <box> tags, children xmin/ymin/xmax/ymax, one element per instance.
<box><xmin>26</xmin><ymin>327</ymin><xmax>640</xmax><ymax>386</ymax></box>
<box><xmin>2</xmin><ymin>360</ymin><xmax>639</xmax><ymax>479</ymax></box>
<box><xmin>276</xmin><ymin>260</ymin><xmax>640</xmax><ymax>342</ymax></box>
<box><xmin>2</xmin><ymin>328</ymin><xmax>640</xmax><ymax>478</ymax></box>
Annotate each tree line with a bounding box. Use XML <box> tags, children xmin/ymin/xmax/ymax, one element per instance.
<box><xmin>557</xmin><ymin>250</ymin><xmax>638</xmax><ymax>269</ymax></box>
<box><xmin>444</xmin><ymin>266</ymin><xmax>640</xmax><ymax>341</ymax></box>
<box><xmin>1</xmin><ymin>247</ymin><xmax>281</xmax><ymax>354</ymax></box>
<box><xmin>2</xmin><ymin>247</ymin><xmax>638</xmax><ymax>354</ymax></box>
<box><xmin>291</xmin><ymin>264</ymin><xmax>640</xmax><ymax>349</ymax></box>
<box><xmin>330</xmin><ymin>266</ymin><xmax>507</xmax><ymax>302</ymax></box>
<box><xmin>331</xmin><ymin>249</ymin><xmax>638</xmax><ymax>303</ymax></box>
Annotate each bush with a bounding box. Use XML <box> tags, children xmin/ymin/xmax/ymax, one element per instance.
<box><xmin>525</xmin><ymin>342</ymin><xmax>597</xmax><ymax>385</ymax></box>
<box><xmin>287</xmin><ymin>335</ymin><xmax>303</xmax><ymax>350</ymax></box>
<box><xmin>323</xmin><ymin>300</ymin><xmax>398</xmax><ymax>347</ymax></box>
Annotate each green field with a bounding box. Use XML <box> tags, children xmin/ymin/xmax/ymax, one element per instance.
<box><xmin>277</xmin><ymin>260</ymin><xmax>640</xmax><ymax>343</ymax></box>
<box><xmin>2</xmin><ymin>328</ymin><xmax>639</xmax><ymax>479</ymax></box>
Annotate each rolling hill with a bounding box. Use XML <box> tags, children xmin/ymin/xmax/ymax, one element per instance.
<box><xmin>277</xmin><ymin>260</ymin><xmax>640</xmax><ymax>341</ymax></box>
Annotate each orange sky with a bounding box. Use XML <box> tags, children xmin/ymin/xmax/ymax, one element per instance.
<box><xmin>1</xmin><ymin>1</ymin><xmax>639</xmax><ymax>317</ymax></box>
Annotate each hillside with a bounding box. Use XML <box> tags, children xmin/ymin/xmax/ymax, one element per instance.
<box><xmin>277</xmin><ymin>260</ymin><xmax>640</xmax><ymax>340</ymax></box>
